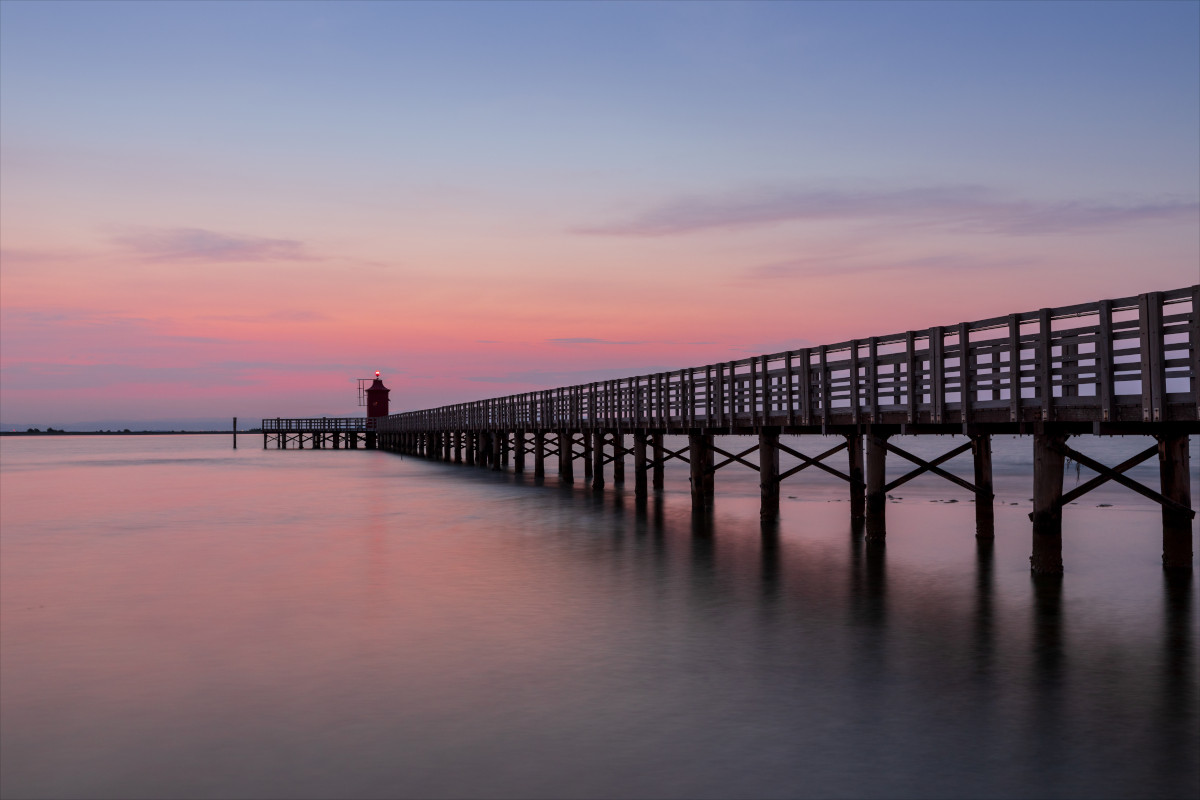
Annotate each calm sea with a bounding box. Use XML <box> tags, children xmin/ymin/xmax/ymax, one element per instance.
<box><xmin>1</xmin><ymin>433</ymin><xmax>1197</xmax><ymax>800</ymax></box>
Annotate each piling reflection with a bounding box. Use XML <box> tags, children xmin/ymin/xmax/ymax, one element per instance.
<box><xmin>1160</xmin><ymin>571</ymin><xmax>1195</xmax><ymax>791</ymax></box>
<box><xmin>973</xmin><ymin>537</ymin><xmax>995</xmax><ymax>677</ymax></box>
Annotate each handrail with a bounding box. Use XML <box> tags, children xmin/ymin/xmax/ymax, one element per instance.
<box><xmin>262</xmin><ymin>417</ymin><xmax>373</xmax><ymax>432</ymax></box>
<box><xmin>376</xmin><ymin>286</ymin><xmax>1199</xmax><ymax>433</ymax></box>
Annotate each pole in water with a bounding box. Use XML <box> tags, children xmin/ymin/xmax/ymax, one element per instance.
<box><xmin>232</xmin><ymin>417</ymin><xmax>237</xmax><ymax>450</ymax></box>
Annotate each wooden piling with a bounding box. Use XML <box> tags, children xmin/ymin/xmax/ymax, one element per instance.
<box><xmin>1158</xmin><ymin>432</ymin><xmax>1193</xmax><ymax>570</ymax></box>
<box><xmin>559</xmin><ymin>431</ymin><xmax>574</xmax><ymax>484</ymax></box>
<box><xmin>865</xmin><ymin>431</ymin><xmax>888</xmax><ymax>539</ymax></box>
<box><xmin>759</xmin><ymin>428</ymin><xmax>780</xmax><ymax>521</ymax></box>
<box><xmin>592</xmin><ymin>431</ymin><xmax>605</xmax><ymax>491</ymax></box>
<box><xmin>466</xmin><ymin>432</ymin><xmax>476</xmax><ymax>466</ymax></box>
<box><xmin>652</xmin><ymin>433</ymin><xmax>664</xmax><ymax>491</ymax></box>
<box><xmin>613</xmin><ymin>432</ymin><xmax>625</xmax><ymax>485</ymax></box>
<box><xmin>491</xmin><ymin>431</ymin><xmax>502</xmax><ymax>471</ymax></box>
<box><xmin>689</xmin><ymin>432</ymin><xmax>714</xmax><ymax>510</ymax></box>
<box><xmin>514</xmin><ymin>430</ymin><xmax>526</xmax><ymax>473</ymax></box>
<box><xmin>972</xmin><ymin>433</ymin><xmax>995</xmax><ymax>539</ymax></box>
<box><xmin>634</xmin><ymin>433</ymin><xmax>648</xmax><ymax>496</ymax></box>
<box><xmin>534</xmin><ymin>431</ymin><xmax>545</xmax><ymax>478</ymax></box>
<box><xmin>847</xmin><ymin>433</ymin><xmax>865</xmax><ymax>522</ymax></box>
<box><xmin>1031</xmin><ymin>430</ymin><xmax>1067</xmax><ymax>574</ymax></box>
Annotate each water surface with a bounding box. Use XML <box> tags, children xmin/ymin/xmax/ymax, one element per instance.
<box><xmin>2</xmin><ymin>435</ymin><xmax>1196</xmax><ymax>799</ymax></box>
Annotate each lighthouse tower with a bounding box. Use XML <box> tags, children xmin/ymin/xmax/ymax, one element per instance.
<box><xmin>365</xmin><ymin>371</ymin><xmax>390</xmax><ymax>418</ymax></box>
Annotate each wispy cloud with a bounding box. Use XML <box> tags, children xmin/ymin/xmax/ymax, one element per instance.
<box><xmin>744</xmin><ymin>253</ymin><xmax>1035</xmax><ymax>280</ymax></box>
<box><xmin>576</xmin><ymin>185</ymin><xmax>1199</xmax><ymax>237</ymax></box>
<box><xmin>202</xmin><ymin>310</ymin><xmax>328</xmax><ymax>323</ymax></box>
<box><xmin>546</xmin><ymin>337</ymin><xmax>648</xmax><ymax>345</ymax></box>
<box><xmin>114</xmin><ymin>227</ymin><xmax>314</xmax><ymax>262</ymax></box>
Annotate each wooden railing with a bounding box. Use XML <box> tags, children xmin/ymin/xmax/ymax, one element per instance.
<box><xmin>263</xmin><ymin>417</ymin><xmax>373</xmax><ymax>432</ymax></box>
<box><xmin>377</xmin><ymin>286</ymin><xmax>1199</xmax><ymax>433</ymax></box>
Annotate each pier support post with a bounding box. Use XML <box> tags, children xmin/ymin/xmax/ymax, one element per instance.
<box><xmin>652</xmin><ymin>433</ymin><xmax>665</xmax><ymax>491</ymax></box>
<box><xmin>865</xmin><ymin>430</ymin><xmax>889</xmax><ymax>539</ymax></box>
<box><xmin>491</xmin><ymin>431</ymin><xmax>502</xmax><ymax>471</ymax></box>
<box><xmin>1158</xmin><ymin>432</ymin><xmax>1193</xmax><ymax>570</ymax></box>
<box><xmin>534</xmin><ymin>431</ymin><xmax>546</xmax><ymax>478</ymax></box>
<box><xmin>613</xmin><ymin>433</ymin><xmax>625</xmax><ymax>485</ymax></box>
<box><xmin>634</xmin><ymin>433</ymin><xmax>648</xmax><ymax>496</ymax></box>
<box><xmin>689</xmin><ymin>431</ymin><xmax>714</xmax><ymax>511</ymax></box>
<box><xmin>972</xmin><ymin>433</ymin><xmax>995</xmax><ymax>539</ymax></box>
<box><xmin>583</xmin><ymin>432</ymin><xmax>593</xmax><ymax>480</ymax></box>
<box><xmin>444</xmin><ymin>432</ymin><xmax>452</xmax><ymax>461</ymax></box>
<box><xmin>847</xmin><ymin>433</ymin><xmax>865</xmax><ymax>523</ymax></box>
<box><xmin>559</xmin><ymin>431</ymin><xmax>574</xmax><ymax>484</ymax></box>
<box><xmin>1031</xmin><ymin>430</ymin><xmax>1068</xmax><ymax>574</ymax></box>
<box><xmin>514</xmin><ymin>430</ymin><xmax>526</xmax><ymax>473</ymax></box>
<box><xmin>366</xmin><ymin>432</ymin><xmax>377</xmax><ymax>450</ymax></box>
<box><xmin>454</xmin><ymin>431</ymin><xmax>462</xmax><ymax>463</ymax></box>
<box><xmin>592</xmin><ymin>431</ymin><xmax>606</xmax><ymax>491</ymax></box>
<box><xmin>760</xmin><ymin>428</ymin><xmax>780</xmax><ymax>521</ymax></box>
<box><xmin>466</xmin><ymin>432</ymin><xmax>476</xmax><ymax>466</ymax></box>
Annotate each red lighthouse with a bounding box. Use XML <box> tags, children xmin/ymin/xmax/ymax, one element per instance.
<box><xmin>365</xmin><ymin>371</ymin><xmax>390</xmax><ymax>418</ymax></box>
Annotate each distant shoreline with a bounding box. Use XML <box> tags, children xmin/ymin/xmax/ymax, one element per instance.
<box><xmin>1</xmin><ymin>431</ymin><xmax>253</xmax><ymax>436</ymax></box>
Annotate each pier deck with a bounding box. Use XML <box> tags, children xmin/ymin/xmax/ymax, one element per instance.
<box><xmin>272</xmin><ymin>287</ymin><xmax>1199</xmax><ymax>573</ymax></box>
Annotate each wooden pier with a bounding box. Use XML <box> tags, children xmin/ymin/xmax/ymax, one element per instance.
<box><xmin>277</xmin><ymin>287</ymin><xmax>1199</xmax><ymax>573</ymax></box>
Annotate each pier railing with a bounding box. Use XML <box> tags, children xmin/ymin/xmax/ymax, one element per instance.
<box><xmin>263</xmin><ymin>417</ymin><xmax>373</xmax><ymax>432</ymax></box>
<box><xmin>377</xmin><ymin>286</ymin><xmax>1198</xmax><ymax>433</ymax></box>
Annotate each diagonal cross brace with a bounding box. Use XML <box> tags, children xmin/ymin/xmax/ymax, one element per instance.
<box><xmin>883</xmin><ymin>441</ymin><xmax>980</xmax><ymax>495</ymax></box>
<box><xmin>1059</xmin><ymin>444</ymin><xmax>1157</xmax><ymax>506</ymax></box>
<box><xmin>776</xmin><ymin>441</ymin><xmax>854</xmax><ymax>483</ymax></box>
<box><xmin>1052</xmin><ymin>441</ymin><xmax>1194</xmax><ymax>518</ymax></box>
<box><xmin>707</xmin><ymin>444</ymin><xmax>761</xmax><ymax>475</ymax></box>
<box><xmin>650</xmin><ymin>445</ymin><xmax>691</xmax><ymax>467</ymax></box>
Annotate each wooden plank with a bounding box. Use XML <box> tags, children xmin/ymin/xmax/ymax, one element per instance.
<box><xmin>819</xmin><ymin>346</ymin><xmax>830</xmax><ymax>429</ymax></box>
<box><xmin>868</xmin><ymin>337</ymin><xmax>879</xmax><ymax>423</ymax></box>
<box><xmin>850</xmin><ymin>339</ymin><xmax>860</xmax><ymax>425</ymax></box>
<box><xmin>930</xmin><ymin>326</ymin><xmax>944</xmax><ymax>424</ymax></box>
<box><xmin>1097</xmin><ymin>300</ymin><xmax>1115</xmax><ymax>422</ymax></box>
<box><xmin>906</xmin><ymin>332</ymin><xmax>917</xmax><ymax>423</ymax></box>
<box><xmin>750</xmin><ymin>357</ymin><xmax>758</xmax><ymax>426</ymax></box>
<box><xmin>705</xmin><ymin>365</ymin><xmax>713</xmax><ymax>424</ymax></box>
<box><xmin>1192</xmin><ymin>286</ymin><xmax>1200</xmax><ymax>416</ymax></box>
<box><xmin>799</xmin><ymin>349</ymin><xmax>813</xmax><ymax>426</ymax></box>
<box><xmin>1038</xmin><ymin>308</ymin><xmax>1053</xmax><ymax>421</ymax></box>
<box><xmin>728</xmin><ymin>362</ymin><xmax>737</xmax><ymax>424</ymax></box>
<box><xmin>785</xmin><ymin>351</ymin><xmax>796</xmax><ymax>426</ymax></box>
<box><xmin>1139</xmin><ymin>291</ymin><xmax>1165</xmax><ymax>422</ymax></box>
<box><xmin>958</xmin><ymin>322</ymin><xmax>971</xmax><ymax>427</ymax></box>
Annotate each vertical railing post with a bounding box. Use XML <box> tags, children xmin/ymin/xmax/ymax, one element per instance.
<box><xmin>1138</xmin><ymin>291</ymin><xmax>1165</xmax><ymax>422</ymax></box>
<box><xmin>1097</xmin><ymin>301</ymin><xmax>1114</xmax><ymax>422</ymax></box>
<box><xmin>1038</xmin><ymin>308</ymin><xmax>1054</xmax><ymax>422</ymax></box>
<box><xmin>930</xmin><ymin>326</ymin><xmax>945</xmax><ymax>424</ymax></box>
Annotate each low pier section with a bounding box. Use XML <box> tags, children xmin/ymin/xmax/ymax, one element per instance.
<box><xmin>371</xmin><ymin>287</ymin><xmax>1196</xmax><ymax>572</ymax></box>
<box><xmin>262</xmin><ymin>417</ymin><xmax>377</xmax><ymax>450</ymax></box>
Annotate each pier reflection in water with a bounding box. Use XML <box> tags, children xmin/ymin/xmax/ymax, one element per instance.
<box><xmin>0</xmin><ymin>436</ymin><xmax>1196</xmax><ymax>799</ymax></box>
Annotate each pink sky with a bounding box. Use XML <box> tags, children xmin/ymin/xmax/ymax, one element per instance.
<box><xmin>2</xmin><ymin>2</ymin><xmax>1197</xmax><ymax>428</ymax></box>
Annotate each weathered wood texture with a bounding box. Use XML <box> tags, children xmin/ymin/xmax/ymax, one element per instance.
<box><xmin>374</xmin><ymin>288</ymin><xmax>1198</xmax><ymax>436</ymax></box>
